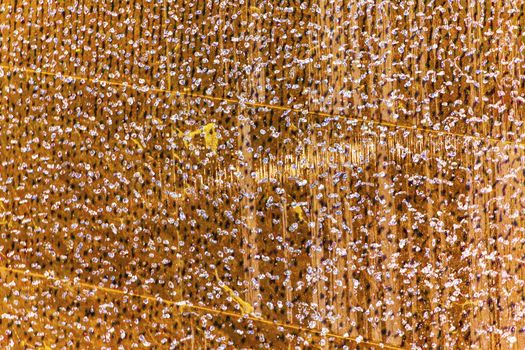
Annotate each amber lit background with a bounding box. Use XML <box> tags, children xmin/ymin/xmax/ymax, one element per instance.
<box><xmin>0</xmin><ymin>0</ymin><xmax>524</xmax><ymax>349</ymax></box>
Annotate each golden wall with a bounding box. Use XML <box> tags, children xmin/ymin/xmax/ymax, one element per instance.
<box><xmin>0</xmin><ymin>0</ymin><xmax>524</xmax><ymax>349</ymax></box>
